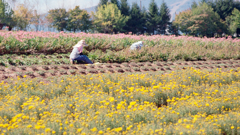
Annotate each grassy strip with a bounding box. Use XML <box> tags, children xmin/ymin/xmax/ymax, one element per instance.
<box><xmin>0</xmin><ymin>54</ymin><xmax>70</xmax><ymax>67</ymax></box>
<box><xmin>0</xmin><ymin>53</ymin><xmax>240</xmax><ymax>67</ymax></box>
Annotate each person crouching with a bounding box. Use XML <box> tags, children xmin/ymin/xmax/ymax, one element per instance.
<box><xmin>69</xmin><ymin>40</ymin><xmax>93</xmax><ymax>64</ymax></box>
<box><xmin>130</xmin><ymin>41</ymin><xmax>144</xmax><ymax>51</ymax></box>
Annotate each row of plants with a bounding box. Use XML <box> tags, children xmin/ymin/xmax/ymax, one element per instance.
<box><xmin>1</xmin><ymin>44</ymin><xmax>240</xmax><ymax>66</ymax></box>
<box><xmin>0</xmin><ymin>57</ymin><xmax>238</xmax><ymax>70</ymax></box>
<box><xmin>0</xmin><ymin>53</ymin><xmax>239</xmax><ymax>68</ymax></box>
<box><xmin>85</xmin><ymin>45</ymin><xmax>240</xmax><ymax>63</ymax></box>
<box><xmin>0</xmin><ymin>57</ymin><xmax>70</xmax><ymax>67</ymax></box>
<box><xmin>0</xmin><ymin>53</ymin><xmax>69</xmax><ymax>59</ymax></box>
<box><xmin>0</xmin><ymin>68</ymin><xmax>240</xmax><ymax>134</ymax></box>
<box><xmin>0</xmin><ymin>31</ymin><xmax>240</xmax><ymax>61</ymax></box>
<box><xmin>0</xmin><ymin>60</ymin><xmax>237</xmax><ymax>71</ymax></box>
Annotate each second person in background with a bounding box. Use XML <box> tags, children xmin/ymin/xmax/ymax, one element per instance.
<box><xmin>130</xmin><ymin>41</ymin><xmax>145</xmax><ymax>51</ymax></box>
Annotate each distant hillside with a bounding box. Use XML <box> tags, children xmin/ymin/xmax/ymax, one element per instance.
<box><xmin>84</xmin><ymin>6</ymin><xmax>97</xmax><ymax>13</ymax></box>
<box><xmin>83</xmin><ymin>0</ymin><xmax>201</xmax><ymax>21</ymax></box>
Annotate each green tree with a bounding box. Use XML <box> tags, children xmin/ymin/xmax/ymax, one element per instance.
<box><xmin>93</xmin><ymin>3</ymin><xmax>129</xmax><ymax>33</ymax></box>
<box><xmin>119</xmin><ymin>0</ymin><xmax>130</xmax><ymax>33</ymax></box>
<box><xmin>226</xmin><ymin>8</ymin><xmax>240</xmax><ymax>35</ymax></box>
<box><xmin>67</xmin><ymin>6</ymin><xmax>92</xmax><ymax>32</ymax></box>
<box><xmin>191</xmin><ymin>1</ymin><xmax>198</xmax><ymax>9</ymax></box>
<box><xmin>141</xmin><ymin>6</ymin><xmax>148</xmax><ymax>34</ymax></box>
<box><xmin>213</xmin><ymin>0</ymin><xmax>234</xmax><ymax>21</ymax></box>
<box><xmin>173</xmin><ymin>9</ymin><xmax>193</xmax><ymax>35</ymax></box>
<box><xmin>110</xmin><ymin>0</ymin><xmax>120</xmax><ymax>9</ymax></box>
<box><xmin>67</xmin><ymin>6</ymin><xmax>82</xmax><ymax>32</ymax></box>
<box><xmin>47</xmin><ymin>8</ymin><xmax>68</xmax><ymax>31</ymax></box>
<box><xmin>146</xmin><ymin>0</ymin><xmax>159</xmax><ymax>34</ymax></box>
<box><xmin>80</xmin><ymin>10</ymin><xmax>92</xmax><ymax>32</ymax></box>
<box><xmin>128</xmin><ymin>2</ymin><xmax>145</xmax><ymax>34</ymax></box>
<box><xmin>120</xmin><ymin>0</ymin><xmax>130</xmax><ymax>16</ymax></box>
<box><xmin>167</xmin><ymin>22</ymin><xmax>179</xmax><ymax>35</ymax></box>
<box><xmin>199</xmin><ymin>0</ymin><xmax>215</xmax><ymax>5</ymax></box>
<box><xmin>99</xmin><ymin>0</ymin><xmax>108</xmax><ymax>5</ymax></box>
<box><xmin>0</xmin><ymin>0</ymin><xmax>14</xmax><ymax>29</ymax></box>
<box><xmin>96</xmin><ymin>0</ymin><xmax>120</xmax><ymax>12</ymax></box>
<box><xmin>13</xmin><ymin>4</ymin><xmax>33</xmax><ymax>30</ymax></box>
<box><xmin>158</xmin><ymin>1</ymin><xmax>171</xmax><ymax>34</ymax></box>
<box><xmin>189</xmin><ymin>3</ymin><xmax>227</xmax><ymax>37</ymax></box>
<box><xmin>173</xmin><ymin>3</ymin><xmax>227</xmax><ymax>37</ymax></box>
<box><xmin>97</xmin><ymin>0</ymin><xmax>108</xmax><ymax>10</ymax></box>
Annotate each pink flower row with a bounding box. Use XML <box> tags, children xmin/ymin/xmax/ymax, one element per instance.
<box><xmin>0</xmin><ymin>31</ymin><xmax>239</xmax><ymax>43</ymax></box>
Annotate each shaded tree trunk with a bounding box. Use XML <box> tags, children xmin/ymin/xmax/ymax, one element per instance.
<box><xmin>0</xmin><ymin>23</ymin><xmax>12</xmax><ymax>31</ymax></box>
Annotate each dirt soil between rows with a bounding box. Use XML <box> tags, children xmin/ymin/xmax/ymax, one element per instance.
<box><xmin>0</xmin><ymin>60</ymin><xmax>240</xmax><ymax>81</ymax></box>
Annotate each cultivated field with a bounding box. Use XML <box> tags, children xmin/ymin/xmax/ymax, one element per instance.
<box><xmin>0</xmin><ymin>59</ymin><xmax>240</xmax><ymax>80</ymax></box>
<box><xmin>0</xmin><ymin>31</ymin><xmax>240</xmax><ymax>62</ymax></box>
<box><xmin>0</xmin><ymin>68</ymin><xmax>240</xmax><ymax>134</ymax></box>
<box><xmin>0</xmin><ymin>31</ymin><xmax>240</xmax><ymax>134</ymax></box>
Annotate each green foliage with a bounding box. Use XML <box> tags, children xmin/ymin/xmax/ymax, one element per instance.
<box><xmin>174</xmin><ymin>3</ymin><xmax>228</xmax><ymax>37</ymax></box>
<box><xmin>191</xmin><ymin>3</ymin><xmax>228</xmax><ymax>36</ymax></box>
<box><xmin>167</xmin><ymin>22</ymin><xmax>179</xmax><ymax>35</ymax></box>
<box><xmin>212</xmin><ymin>0</ymin><xmax>234</xmax><ymax>21</ymax></box>
<box><xmin>67</xmin><ymin>6</ymin><xmax>92</xmax><ymax>32</ymax></box>
<box><xmin>110</xmin><ymin>0</ymin><xmax>120</xmax><ymax>9</ymax></box>
<box><xmin>119</xmin><ymin>0</ymin><xmax>130</xmax><ymax>33</ymax></box>
<box><xmin>158</xmin><ymin>1</ymin><xmax>171</xmax><ymax>34</ymax></box>
<box><xmin>96</xmin><ymin>0</ymin><xmax>108</xmax><ymax>10</ymax></box>
<box><xmin>173</xmin><ymin>9</ymin><xmax>193</xmax><ymax>35</ymax></box>
<box><xmin>120</xmin><ymin>0</ymin><xmax>130</xmax><ymax>16</ymax></box>
<box><xmin>93</xmin><ymin>3</ymin><xmax>129</xmax><ymax>33</ymax></box>
<box><xmin>191</xmin><ymin>1</ymin><xmax>198</xmax><ymax>9</ymax></box>
<box><xmin>0</xmin><ymin>32</ymin><xmax>239</xmax><ymax>63</ymax></box>
<box><xmin>226</xmin><ymin>8</ymin><xmax>240</xmax><ymax>34</ymax></box>
<box><xmin>146</xmin><ymin>0</ymin><xmax>159</xmax><ymax>34</ymax></box>
<box><xmin>127</xmin><ymin>3</ymin><xmax>145</xmax><ymax>34</ymax></box>
<box><xmin>47</xmin><ymin>8</ymin><xmax>68</xmax><ymax>31</ymax></box>
<box><xmin>0</xmin><ymin>0</ymin><xmax>14</xmax><ymax>27</ymax></box>
<box><xmin>13</xmin><ymin>4</ymin><xmax>33</xmax><ymax>30</ymax></box>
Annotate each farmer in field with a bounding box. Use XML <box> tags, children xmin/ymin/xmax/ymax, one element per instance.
<box><xmin>130</xmin><ymin>41</ymin><xmax>144</xmax><ymax>51</ymax></box>
<box><xmin>70</xmin><ymin>40</ymin><xmax>93</xmax><ymax>64</ymax></box>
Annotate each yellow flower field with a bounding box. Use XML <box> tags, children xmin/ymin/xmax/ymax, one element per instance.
<box><xmin>0</xmin><ymin>68</ymin><xmax>240</xmax><ymax>135</ymax></box>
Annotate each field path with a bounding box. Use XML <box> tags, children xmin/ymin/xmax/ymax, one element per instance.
<box><xmin>0</xmin><ymin>59</ymin><xmax>240</xmax><ymax>81</ymax></box>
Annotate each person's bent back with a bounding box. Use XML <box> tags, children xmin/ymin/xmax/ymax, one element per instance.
<box><xmin>69</xmin><ymin>40</ymin><xmax>93</xmax><ymax>64</ymax></box>
<box><xmin>130</xmin><ymin>41</ymin><xmax>144</xmax><ymax>51</ymax></box>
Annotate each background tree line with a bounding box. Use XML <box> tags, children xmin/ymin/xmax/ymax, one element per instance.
<box><xmin>1</xmin><ymin>0</ymin><xmax>240</xmax><ymax>37</ymax></box>
<box><xmin>173</xmin><ymin>0</ymin><xmax>240</xmax><ymax>37</ymax></box>
<box><xmin>93</xmin><ymin>0</ymin><xmax>171</xmax><ymax>35</ymax></box>
<box><xmin>0</xmin><ymin>0</ymin><xmax>171</xmax><ymax>35</ymax></box>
